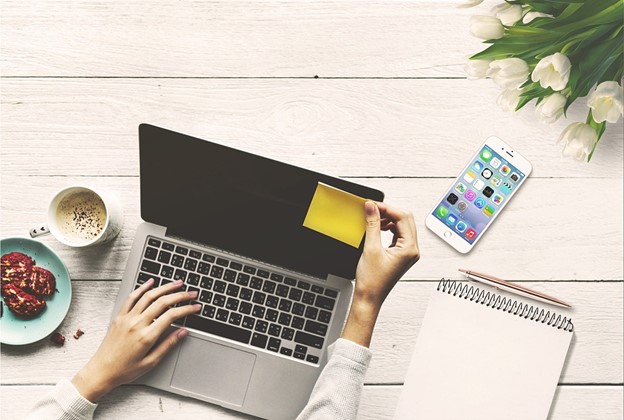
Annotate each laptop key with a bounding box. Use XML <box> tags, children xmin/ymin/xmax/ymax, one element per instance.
<box><xmin>284</xmin><ymin>277</ymin><xmax>297</xmax><ymax>286</ymax></box>
<box><xmin>200</xmin><ymin>276</ymin><xmax>213</xmax><ymax>289</ymax></box>
<box><xmin>291</xmin><ymin>316</ymin><xmax>305</xmax><ymax>330</ymax></box>
<box><xmin>276</xmin><ymin>284</ymin><xmax>289</xmax><ymax>297</ymax></box>
<box><xmin>265</xmin><ymin>309</ymin><xmax>278</xmax><ymax>322</ymax></box>
<box><xmin>292</xmin><ymin>303</ymin><xmax>305</xmax><ymax>316</ymax></box>
<box><xmin>185</xmin><ymin>315</ymin><xmax>250</xmax><ymax>344</ymax></box>
<box><xmin>268</xmin><ymin>323</ymin><xmax>281</xmax><ymax>337</ymax></box>
<box><xmin>213</xmin><ymin>280</ymin><xmax>226</xmax><ymax>293</ymax></box>
<box><xmin>255</xmin><ymin>320</ymin><xmax>268</xmax><ymax>333</ymax></box>
<box><xmin>184</xmin><ymin>258</ymin><xmax>198</xmax><ymax>272</ymax></box>
<box><xmin>315</xmin><ymin>295</ymin><xmax>335</xmax><ymax>311</ymax></box>
<box><xmin>297</xmin><ymin>281</ymin><xmax>310</xmax><ymax>290</ymax></box>
<box><xmin>318</xmin><ymin>310</ymin><xmax>332</xmax><ymax>324</ymax></box>
<box><xmin>302</xmin><ymin>292</ymin><xmax>315</xmax><ymax>305</ymax></box>
<box><xmin>295</xmin><ymin>344</ymin><xmax>308</xmax><ymax>354</ymax></box>
<box><xmin>189</xmin><ymin>250</ymin><xmax>201</xmax><ymax>259</ymax></box>
<box><xmin>252</xmin><ymin>291</ymin><xmax>266</xmax><ymax>305</ymax></box>
<box><xmin>311</xmin><ymin>285</ymin><xmax>324</xmax><ymax>294</ymax></box>
<box><xmin>243</xmin><ymin>265</ymin><xmax>256</xmax><ymax>275</ymax></box>
<box><xmin>239</xmin><ymin>301</ymin><xmax>252</xmax><ymax>315</ymax></box>
<box><xmin>226</xmin><ymin>284</ymin><xmax>240</xmax><ymax>297</ymax></box>
<box><xmin>262</xmin><ymin>280</ymin><xmax>276</xmax><ymax>294</ymax></box>
<box><xmin>213</xmin><ymin>295</ymin><xmax>226</xmax><ymax>307</ymax></box>
<box><xmin>171</xmin><ymin>255</ymin><xmax>185</xmax><ymax>268</ymax></box>
<box><xmin>202</xmin><ymin>305</ymin><xmax>215</xmax><ymax>318</ymax></box>
<box><xmin>144</xmin><ymin>247</ymin><xmax>158</xmax><ymax>260</ymax></box>
<box><xmin>281</xmin><ymin>327</ymin><xmax>295</xmax><ymax>341</ymax></box>
<box><xmin>137</xmin><ymin>272</ymin><xmax>155</xmax><ymax>284</ymax></box>
<box><xmin>278</xmin><ymin>313</ymin><xmax>292</xmax><ymax>326</ymax></box>
<box><xmin>236</xmin><ymin>273</ymin><xmax>250</xmax><ymax>286</ymax></box>
<box><xmin>174</xmin><ymin>269</ymin><xmax>187</xmax><ymax>281</ymax></box>
<box><xmin>210</xmin><ymin>266</ymin><xmax>224</xmax><ymax>279</ymax></box>
<box><xmin>305</xmin><ymin>306</ymin><xmax>318</xmax><ymax>320</ymax></box>
<box><xmin>202</xmin><ymin>254</ymin><xmax>215</xmax><ymax>263</ymax></box>
<box><xmin>289</xmin><ymin>288</ymin><xmax>302</xmax><ymax>302</ymax></box>
<box><xmin>293</xmin><ymin>352</ymin><xmax>305</xmax><ymax>360</ymax></box>
<box><xmin>216</xmin><ymin>308</ymin><xmax>229</xmax><ymax>322</ymax></box>
<box><xmin>162</xmin><ymin>242</ymin><xmax>175</xmax><ymax>251</ymax></box>
<box><xmin>229</xmin><ymin>312</ymin><xmax>242</xmax><ymax>326</ymax></box>
<box><xmin>158</xmin><ymin>250</ymin><xmax>172</xmax><ymax>264</ymax></box>
<box><xmin>224</xmin><ymin>269</ymin><xmax>237</xmax><ymax>282</ymax></box>
<box><xmin>295</xmin><ymin>331</ymin><xmax>324</xmax><ymax>349</ymax></box>
<box><xmin>242</xmin><ymin>316</ymin><xmax>255</xmax><ymax>329</ymax></box>
<box><xmin>175</xmin><ymin>246</ymin><xmax>188</xmax><ymax>256</ymax></box>
<box><xmin>270</xmin><ymin>273</ymin><xmax>284</xmax><ymax>282</ymax></box>
<box><xmin>148</xmin><ymin>238</ymin><xmax>161</xmax><ymax>247</ymax></box>
<box><xmin>306</xmin><ymin>355</ymin><xmax>319</xmax><ymax>364</ymax></box>
<box><xmin>198</xmin><ymin>262</ymin><xmax>211</xmax><ymax>275</ymax></box>
<box><xmin>252</xmin><ymin>305</ymin><xmax>265</xmax><ymax>318</ymax></box>
<box><xmin>304</xmin><ymin>320</ymin><xmax>328</xmax><ymax>337</ymax></box>
<box><xmin>257</xmin><ymin>269</ymin><xmax>270</xmax><ymax>278</ymax></box>
<box><xmin>226</xmin><ymin>298</ymin><xmax>239</xmax><ymax>312</ymax></box>
<box><xmin>250</xmin><ymin>277</ymin><xmax>263</xmax><ymax>290</ymax></box>
<box><xmin>251</xmin><ymin>333</ymin><xmax>268</xmax><ymax>349</ymax></box>
<box><xmin>200</xmin><ymin>291</ymin><xmax>213</xmax><ymax>304</ymax></box>
<box><xmin>267</xmin><ymin>337</ymin><xmax>281</xmax><ymax>352</ymax></box>
<box><xmin>325</xmin><ymin>289</ymin><xmax>338</xmax><ymax>298</ymax></box>
<box><xmin>216</xmin><ymin>257</ymin><xmax>229</xmax><ymax>267</ymax></box>
<box><xmin>266</xmin><ymin>295</ymin><xmax>279</xmax><ymax>309</ymax></box>
<box><xmin>141</xmin><ymin>260</ymin><xmax>160</xmax><ymax>275</ymax></box>
<box><xmin>187</xmin><ymin>273</ymin><xmax>200</xmax><ymax>286</ymax></box>
<box><xmin>279</xmin><ymin>299</ymin><xmax>292</xmax><ymax>312</ymax></box>
<box><xmin>240</xmin><ymin>288</ymin><xmax>253</xmax><ymax>301</ymax></box>
<box><xmin>280</xmin><ymin>347</ymin><xmax>293</xmax><ymax>356</ymax></box>
<box><xmin>230</xmin><ymin>262</ymin><xmax>243</xmax><ymax>271</ymax></box>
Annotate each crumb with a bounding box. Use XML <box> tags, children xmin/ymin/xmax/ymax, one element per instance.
<box><xmin>74</xmin><ymin>328</ymin><xmax>85</xmax><ymax>339</ymax></box>
<box><xmin>51</xmin><ymin>332</ymin><xmax>65</xmax><ymax>346</ymax></box>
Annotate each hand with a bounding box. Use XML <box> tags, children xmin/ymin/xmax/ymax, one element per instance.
<box><xmin>71</xmin><ymin>279</ymin><xmax>201</xmax><ymax>402</ymax></box>
<box><xmin>341</xmin><ymin>201</ymin><xmax>420</xmax><ymax>347</ymax></box>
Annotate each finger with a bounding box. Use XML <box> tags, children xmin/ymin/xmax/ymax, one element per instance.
<box><xmin>363</xmin><ymin>201</ymin><xmax>382</xmax><ymax>253</ymax></box>
<box><xmin>381</xmin><ymin>222</ymin><xmax>397</xmax><ymax>234</ymax></box>
<box><xmin>120</xmin><ymin>278</ymin><xmax>154</xmax><ymax>314</ymax></box>
<box><xmin>131</xmin><ymin>280</ymin><xmax>185</xmax><ymax>315</ymax></box>
<box><xmin>140</xmin><ymin>290</ymin><xmax>199</xmax><ymax>324</ymax></box>
<box><xmin>375</xmin><ymin>202</ymin><xmax>416</xmax><ymax>246</ymax></box>
<box><xmin>150</xmin><ymin>303</ymin><xmax>201</xmax><ymax>336</ymax></box>
<box><xmin>142</xmin><ymin>328</ymin><xmax>189</xmax><ymax>370</ymax></box>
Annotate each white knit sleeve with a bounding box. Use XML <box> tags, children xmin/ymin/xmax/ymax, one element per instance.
<box><xmin>296</xmin><ymin>338</ymin><xmax>372</xmax><ymax>420</ymax></box>
<box><xmin>26</xmin><ymin>378</ymin><xmax>98</xmax><ymax>420</ymax></box>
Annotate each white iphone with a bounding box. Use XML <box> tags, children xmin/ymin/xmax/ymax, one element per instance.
<box><xmin>425</xmin><ymin>136</ymin><xmax>532</xmax><ymax>253</ymax></box>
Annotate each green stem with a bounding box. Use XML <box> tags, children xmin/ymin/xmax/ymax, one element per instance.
<box><xmin>586</xmin><ymin>110</ymin><xmax>607</xmax><ymax>162</ymax></box>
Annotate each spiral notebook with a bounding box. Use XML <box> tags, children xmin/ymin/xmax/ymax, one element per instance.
<box><xmin>394</xmin><ymin>280</ymin><xmax>574</xmax><ymax>420</ymax></box>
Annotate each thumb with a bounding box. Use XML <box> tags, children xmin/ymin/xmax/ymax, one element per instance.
<box><xmin>363</xmin><ymin>201</ymin><xmax>381</xmax><ymax>252</ymax></box>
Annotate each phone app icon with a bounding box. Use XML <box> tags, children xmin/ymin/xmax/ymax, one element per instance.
<box><xmin>480</xmin><ymin>149</ymin><xmax>493</xmax><ymax>162</ymax></box>
<box><xmin>490</xmin><ymin>157</ymin><xmax>501</xmax><ymax>169</ymax></box>
<box><xmin>482</xmin><ymin>186</ymin><xmax>494</xmax><ymax>198</ymax></box>
<box><xmin>510</xmin><ymin>172</ymin><xmax>520</xmax><ymax>183</ymax></box>
<box><xmin>474</xmin><ymin>197</ymin><xmax>486</xmax><ymax>208</ymax></box>
<box><xmin>455</xmin><ymin>182</ymin><xmax>467</xmax><ymax>194</ymax></box>
<box><xmin>464</xmin><ymin>190</ymin><xmax>477</xmax><ymax>201</ymax></box>
<box><xmin>500</xmin><ymin>165</ymin><xmax>511</xmax><ymax>176</ymax></box>
<box><xmin>490</xmin><ymin>176</ymin><xmax>501</xmax><ymax>187</ymax></box>
<box><xmin>501</xmin><ymin>182</ymin><xmax>513</xmax><ymax>195</ymax></box>
<box><xmin>481</xmin><ymin>168</ymin><xmax>493</xmax><ymax>179</ymax></box>
<box><xmin>457</xmin><ymin>201</ymin><xmax>468</xmax><ymax>212</ymax></box>
<box><xmin>465</xmin><ymin>229</ymin><xmax>477</xmax><ymax>240</ymax></box>
<box><xmin>446</xmin><ymin>214</ymin><xmax>458</xmax><ymax>225</ymax></box>
<box><xmin>492</xmin><ymin>194</ymin><xmax>504</xmax><ymax>205</ymax></box>
<box><xmin>463</xmin><ymin>171</ymin><xmax>476</xmax><ymax>183</ymax></box>
<box><xmin>473</xmin><ymin>161</ymin><xmax>484</xmax><ymax>171</ymax></box>
<box><xmin>483</xmin><ymin>205</ymin><xmax>495</xmax><ymax>217</ymax></box>
<box><xmin>456</xmin><ymin>221</ymin><xmax>467</xmax><ymax>233</ymax></box>
<box><xmin>473</xmin><ymin>179</ymin><xmax>485</xmax><ymax>190</ymax></box>
<box><xmin>446</xmin><ymin>193</ymin><xmax>458</xmax><ymax>204</ymax></box>
<box><xmin>436</xmin><ymin>206</ymin><xmax>449</xmax><ymax>218</ymax></box>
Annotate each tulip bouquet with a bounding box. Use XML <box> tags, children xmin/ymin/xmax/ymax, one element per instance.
<box><xmin>463</xmin><ymin>0</ymin><xmax>623</xmax><ymax>162</ymax></box>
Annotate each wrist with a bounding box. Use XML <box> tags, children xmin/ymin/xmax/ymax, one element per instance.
<box><xmin>340</xmin><ymin>298</ymin><xmax>381</xmax><ymax>348</ymax></box>
<box><xmin>71</xmin><ymin>362</ymin><xmax>116</xmax><ymax>403</ymax></box>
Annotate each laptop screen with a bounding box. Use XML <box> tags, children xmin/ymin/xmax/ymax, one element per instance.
<box><xmin>139</xmin><ymin>124</ymin><xmax>384</xmax><ymax>280</ymax></box>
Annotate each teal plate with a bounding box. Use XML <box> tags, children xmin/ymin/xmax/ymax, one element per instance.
<box><xmin>1</xmin><ymin>237</ymin><xmax>72</xmax><ymax>345</ymax></box>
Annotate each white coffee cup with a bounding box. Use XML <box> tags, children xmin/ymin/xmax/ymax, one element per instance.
<box><xmin>30</xmin><ymin>186</ymin><xmax>123</xmax><ymax>247</ymax></box>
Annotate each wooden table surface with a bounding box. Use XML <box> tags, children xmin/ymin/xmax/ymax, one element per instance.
<box><xmin>1</xmin><ymin>1</ymin><xmax>623</xmax><ymax>419</ymax></box>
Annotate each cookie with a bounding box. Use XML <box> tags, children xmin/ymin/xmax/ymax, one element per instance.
<box><xmin>1</xmin><ymin>282</ymin><xmax>46</xmax><ymax>317</ymax></box>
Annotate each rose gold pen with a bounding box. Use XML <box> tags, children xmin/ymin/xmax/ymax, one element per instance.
<box><xmin>459</xmin><ymin>269</ymin><xmax>572</xmax><ymax>308</ymax></box>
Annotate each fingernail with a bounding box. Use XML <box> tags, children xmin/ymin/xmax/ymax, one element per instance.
<box><xmin>193</xmin><ymin>304</ymin><xmax>202</xmax><ymax>311</ymax></box>
<box><xmin>365</xmin><ymin>201</ymin><xmax>375</xmax><ymax>216</ymax></box>
<box><xmin>174</xmin><ymin>279</ymin><xmax>183</xmax><ymax>285</ymax></box>
<box><xmin>178</xmin><ymin>329</ymin><xmax>189</xmax><ymax>338</ymax></box>
<box><xmin>189</xmin><ymin>290</ymin><xmax>199</xmax><ymax>297</ymax></box>
<box><xmin>146</xmin><ymin>278</ymin><xmax>154</xmax><ymax>285</ymax></box>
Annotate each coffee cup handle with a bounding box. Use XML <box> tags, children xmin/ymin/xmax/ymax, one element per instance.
<box><xmin>29</xmin><ymin>224</ymin><xmax>50</xmax><ymax>238</ymax></box>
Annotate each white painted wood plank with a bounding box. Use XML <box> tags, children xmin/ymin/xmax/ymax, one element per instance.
<box><xmin>1</xmin><ymin>79</ymin><xmax>622</xmax><ymax>178</ymax></box>
<box><xmin>0</xmin><ymin>1</ymin><xmax>483</xmax><ymax>78</ymax></box>
<box><xmin>1</xmin><ymin>281</ymin><xmax>621</xmax><ymax>385</ymax></box>
<box><xmin>1</xmin><ymin>384</ymin><xmax>622</xmax><ymax>420</ymax></box>
<box><xmin>1</xmin><ymin>176</ymin><xmax>621</xmax><ymax>280</ymax></box>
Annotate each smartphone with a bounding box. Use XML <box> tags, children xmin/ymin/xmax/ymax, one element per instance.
<box><xmin>425</xmin><ymin>136</ymin><xmax>532</xmax><ymax>253</ymax></box>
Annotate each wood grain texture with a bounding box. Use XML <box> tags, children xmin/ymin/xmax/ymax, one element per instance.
<box><xmin>1</xmin><ymin>78</ymin><xmax>622</xmax><ymax>178</ymax></box>
<box><xmin>1</xmin><ymin>384</ymin><xmax>622</xmax><ymax>420</ymax></box>
<box><xmin>0</xmin><ymin>1</ymin><xmax>483</xmax><ymax>78</ymax></box>
<box><xmin>1</xmin><ymin>281</ymin><xmax>621</xmax><ymax>385</ymax></box>
<box><xmin>1</xmin><ymin>175</ymin><xmax>621</xmax><ymax>280</ymax></box>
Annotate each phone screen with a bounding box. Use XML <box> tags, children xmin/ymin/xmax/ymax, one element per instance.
<box><xmin>431</xmin><ymin>145</ymin><xmax>527</xmax><ymax>244</ymax></box>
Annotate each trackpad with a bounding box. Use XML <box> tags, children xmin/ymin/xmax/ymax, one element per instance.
<box><xmin>170</xmin><ymin>337</ymin><xmax>256</xmax><ymax>406</ymax></box>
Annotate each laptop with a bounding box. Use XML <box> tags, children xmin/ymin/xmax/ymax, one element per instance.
<box><xmin>112</xmin><ymin>124</ymin><xmax>384</xmax><ymax>419</ymax></box>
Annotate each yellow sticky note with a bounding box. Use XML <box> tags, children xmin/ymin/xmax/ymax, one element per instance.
<box><xmin>303</xmin><ymin>182</ymin><xmax>367</xmax><ymax>248</ymax></box>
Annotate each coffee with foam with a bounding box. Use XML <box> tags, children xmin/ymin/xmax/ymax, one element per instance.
<box><xmin>56</xmin><ymin>190</ymin><xmax>107</xmax><ymax>244</ymax></box>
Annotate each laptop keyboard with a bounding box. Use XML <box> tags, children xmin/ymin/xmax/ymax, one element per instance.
<box><xmin>135</xmin><ymin>236</ymin><xmax>339</xmax><ymax>365</ymax></box>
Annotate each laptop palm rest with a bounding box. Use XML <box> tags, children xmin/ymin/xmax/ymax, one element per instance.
<box><xmin>170</xmin><ymin>336</ymin><xmax>256</xmax><ymax>406</ymax></box>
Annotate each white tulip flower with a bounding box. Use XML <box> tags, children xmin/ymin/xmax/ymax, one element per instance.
<box><xmin>491</xmin><ymin>3</ymin><xmax>524</xmax><ymax>26</ymax></box>
<box><xmin>557</xmin><ymin>122</ymin><xmax>598</xmax><ymax>161</ymax></box>
<box><xmin>457</xmin><ymin>0</ymin><xmax>484</xmax><ymax>7</ymax></box>
<box><xmin>536</xmin><ymin>93</ymin><xmax>567</xmax><ymax>124</ymax></box>
<box><xmin>497</xmin><ymin>88</ymin><xmax>522</xmax><ymax>112</ymax></box>
<box><xmin>487</xmin><ymin>58</ymin><xmax>529</xmax><ymax>89</ymax></box>
<box><xmin>523</xmin><ymin>12</ymin><xmax>553</xmax><ymax>24</ymax></box>
<box><xmin>531</xmin><ymin>53</ymin><xmax>572</xmax><ymax>91</ymax></box>
<box><xmin>470</xmin><ymin>16</ymin><xmax>505</xmax><ymax>40</ymax></box>
<box><xmin>465</xmin><ymin>58</ymin><xmax>492</xmax><ymax>79</ymax></box>
<box><xmin>587</xmin><ymin>81</ymin><xmax>624</xmax><ymax>123</ymax></box>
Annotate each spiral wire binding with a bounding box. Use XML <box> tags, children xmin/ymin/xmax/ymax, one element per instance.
<box><xmin>437</xmin><ymin>280</ymin><xmax>574</xmax><ymax>332</ymax></box>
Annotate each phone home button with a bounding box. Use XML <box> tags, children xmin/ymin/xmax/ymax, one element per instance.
<box><xmin>444</xmin><ymin>231</ymin><xmax>452</xmax><ymax>238</ymax></box>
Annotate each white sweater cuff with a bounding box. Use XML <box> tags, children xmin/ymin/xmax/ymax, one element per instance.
<box><xmin>328</xmin><ymin>338</ymin><xmax>373</xmax><ymax>367</ymax></box>
<box><xmin>54</xmin><ymin>378</ymin><xmax>98</xmax><ymax>418</ymax></box>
